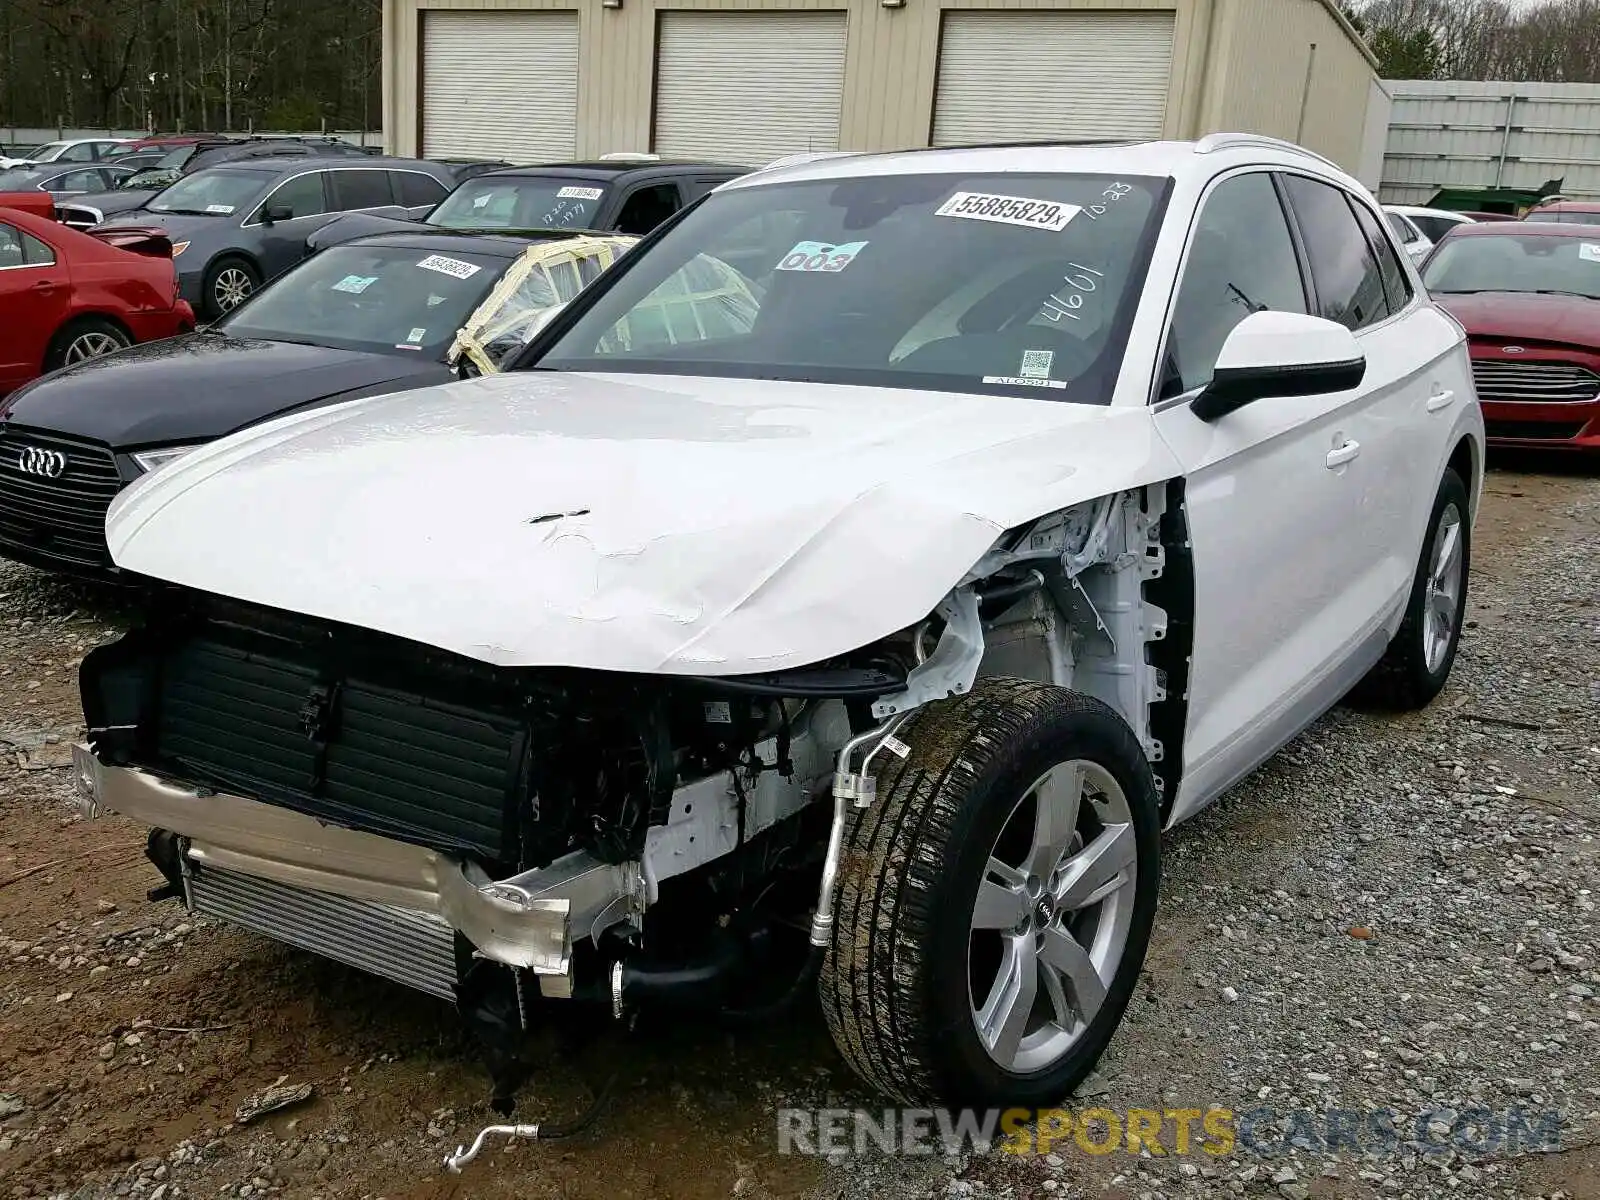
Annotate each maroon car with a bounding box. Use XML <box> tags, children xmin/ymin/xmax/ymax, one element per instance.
<box><xmin>1420</xmin><ymin>223</ymin><xmax>1600</xmax><ymax>451</ymax></box>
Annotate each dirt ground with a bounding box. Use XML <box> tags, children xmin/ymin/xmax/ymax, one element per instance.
<box><xmin>1</xmin><ymin>456</ymin><xmax>1596</xmax><ymax>1200</ymax></box>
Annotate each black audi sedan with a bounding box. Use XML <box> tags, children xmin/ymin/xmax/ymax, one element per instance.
<box><xmin>0</xmin><ymin>229</ymin><xmax>637</xmax><ymax>578</ymax></box>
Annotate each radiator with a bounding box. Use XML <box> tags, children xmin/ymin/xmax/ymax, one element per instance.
<box><xmin>188</xmin><ymin>862</ymin><xmax>459</xmax><ymax>1001</ymax></box>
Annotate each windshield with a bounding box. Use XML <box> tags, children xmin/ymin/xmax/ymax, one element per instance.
<box><xmin>534</xmin><ymin>171</ymin><xmax>1167</xmax><ymax>402</ymax></box>
<box><xmin>218</xmin><ymin>243</ymin><xmax>508</xmax><ymax>357</ymax></box>
<box><xmin>429</xmin><ymin>176</ymin><xmax>610</xmax><ymax>231</ymax></box>
<box><xmin>21</xmin><ymin>142</ymin><xmax>66</xmax><ymax>161</ymax></box>
<box><xmin>147</xmin><ymin>169</ymin><xmax>272</xmax><ymax>215</ymax></box>
<box><xmin>1422</xmin><ymin>234</ymin><xmax>1600</xmax><ymax>300</ymax></box>
<box><xmin>156</xmin><ymin>146</ymin><xmax>198</xmax><ymax>170</ymax></box>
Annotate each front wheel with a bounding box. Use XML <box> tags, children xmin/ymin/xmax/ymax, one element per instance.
<box><xmin>202</xmin><ymin>256</ymin><xmax>260</xmax><ymax>320</ymax></box>
<box><xmin>820</xmin><ymin>679</ymin><xmax>1162</xmax><ymax>1108</ymax></box>
<box><xmin>1351</xmin><ymin>468</ymin><xmax>1471</xmax><ymax>710</ymax></box>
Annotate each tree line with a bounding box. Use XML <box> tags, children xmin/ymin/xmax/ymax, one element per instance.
<box><xmin>0</xmin><ymin>0</ymin><xmax>381</xmax><ymax>133</ymax></box>
<box><xmin>1343</xmin><ymin>0</ymin><xmax>1600</xmax><ymax>82</ymax></box>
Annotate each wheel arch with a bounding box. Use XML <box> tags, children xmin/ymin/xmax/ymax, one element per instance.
<box><xmin>1446</xmin><ymin>434</ymin><xmax>1480</xmax><ymax>516</ymax></box>
<box><xmin>43</xmin><ymin>311</ymin><xmax>134</xmax><ymax>371</ymax></box>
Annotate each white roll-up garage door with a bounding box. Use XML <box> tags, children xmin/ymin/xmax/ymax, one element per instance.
<box><xmin>423</xmin><ymin>11</ymin><xmax>579</xmax><ymax>162</ymax></box>
<box><xmin>932</xmin><ymin>10</ymin><xmax>1175</xmax><ymax>146</ymax></box>
<box><xmin>654</xmin><ymin>13</ymin><xmax>847</xmax><ymax>166</ymax></box>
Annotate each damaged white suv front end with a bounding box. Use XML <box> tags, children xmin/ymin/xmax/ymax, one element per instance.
<box><xmin>74</xmin><ymin>137</ymin><xmax>1482</xmax><ymax>1152</ymax></box>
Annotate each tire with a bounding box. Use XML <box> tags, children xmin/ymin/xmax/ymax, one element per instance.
<box><xmin>44</xmin><ymin>316</ymin><xmax>132</xmax><ymax>371</ymax></box>
<box><xmin>820</xmin><ymin>678</ymin><xmax>1162</xmax><ymax>1108</ymax></box>
<box><xmin>1351</xmin><ymin>468</ymin><xmax>1471</xmax><ymax>711</ymax></box>
<box><xmin>202</xmin><ymin>256</ymin><xmax>260</xmax><ymax>320</ymax></box>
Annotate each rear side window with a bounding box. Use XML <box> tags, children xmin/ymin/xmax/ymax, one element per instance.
<box><xmin>1350</xmin><ymin>200</ymin><xmax>1414</xmax><ymax>314</ymax></box>
<box><xmin>331</xmin><ymin>169</ymin><xmax>394</xmax><ymax>210</ymax></box>
<box><xmin>396</xmin><ymin>171</ymin><xmax>449</xmax><ymax>207</ymax></box>
<box><xmin>1</xmin><ymin>225</ymin><xmax>57</xmax><ymax>267</ymax></box>
<box><xmin>1282</xmin><ymin>175</ymin><xmax>1391</xmax><ymax>331</ymax></box>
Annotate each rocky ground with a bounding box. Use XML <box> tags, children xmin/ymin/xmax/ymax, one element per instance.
<box><xmin>0</xmin><ymin>457</ymin><xmax>1595</xmax><ymax>1200</ymax></box>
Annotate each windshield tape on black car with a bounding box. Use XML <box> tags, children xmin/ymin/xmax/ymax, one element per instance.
<box><xmin>934</xmin><ymin>192</ymin><xmax>1080</xmax><ymax>232</ymax></box>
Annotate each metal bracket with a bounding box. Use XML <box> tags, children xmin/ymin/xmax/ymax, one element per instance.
<box><xmin>871</xmin><ymin>588</ymin><xmax>983</xmax><ymax>720</ymax></box>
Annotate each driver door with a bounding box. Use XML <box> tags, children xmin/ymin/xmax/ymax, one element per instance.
<box><xmin>1151</xmin><ymin>171</ymin><xmax>1376</xmax><ymax>819</ymax></box>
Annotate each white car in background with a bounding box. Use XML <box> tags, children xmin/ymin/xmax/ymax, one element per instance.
<box><xmin>1383</xmin><ymin>205</ymin><xmax>1436</xmax><ymax>264</ymax></box>
<box><xmin>74</xmin><ymin>134</ymin><xmax>1484</xmax><ymax>1133</ymax></box>
<box><xmin>0</xmin><ymin>137</ymin><xmax>130</xmax><ymax>170</ymax></box>
<box><xmin>1388</xmin><ymin>203</ymin><xmax>1477</xmax><ymax>245</ymax></box>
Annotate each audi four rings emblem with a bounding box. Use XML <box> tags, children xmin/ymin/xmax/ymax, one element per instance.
<box><xmin>16</xmin><ymin>447</ymin><xmax>68</xmax><ymax>478</ymax></box>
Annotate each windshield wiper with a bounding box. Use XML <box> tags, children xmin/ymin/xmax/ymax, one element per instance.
<box><xmin>152</xmin><ymin>207</ymin><xmax>224</xmax><ymax>216</ymax></box>
<box><xmin>1532</xmin><ymin>289</ymin><xmax>1598</xmax><ymax>300</ymax></box>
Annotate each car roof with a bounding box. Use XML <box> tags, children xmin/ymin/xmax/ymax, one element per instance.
<box><xmin>723</xmin><ymin>135</ymin><xmax>1359</xmax><ymax>193</ymax></box>
<box><xmin>1387</xmin><ymin>204</ymin><xmax>1469</xmax><ymax>219</ymax></box>
<box><xmin>475</xmin><ymin>159</ymin><xmax>748</xmax><ymax>182</ymax></box>
<box><xmin>1532</xmin><ymin>200</ymin><xmax>1600</xmax><ymax>213</ymax></box>
<box><xmin>1446</xmin><ymin>220</ymin><xmax>1599</xmax><ymax>238</ymax></box>
<box><xmin>337</xmin><ymin>230</ymin><xmax>559</xmax><ymax>257</ymax></box>
<box><xmin>205</xmin><ymin>155</ymin><xmax>450</xmax><ymax>176</ymax></box>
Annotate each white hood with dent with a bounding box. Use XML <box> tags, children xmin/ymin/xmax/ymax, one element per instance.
<box><xmin>107</xmin><ymin>372</ymin><xmax>1179</xmax><ymax>674</ymax></box>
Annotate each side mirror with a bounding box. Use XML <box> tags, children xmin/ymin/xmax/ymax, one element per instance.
<box><xmin>1192</xmin><ymin>311</ymin><xmax>1366</xmax><ymax>422</ymax></box>
<box><xmin>261</xmin><ymin>204</ymin><xmax>294</xmax><ymax>224</ymax></box>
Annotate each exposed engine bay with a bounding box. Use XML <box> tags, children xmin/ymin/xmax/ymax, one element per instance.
<box><xmin>73</xmin><ymin>483</ymin><xmax>1191</xmax><ymax>1154</ymax></box>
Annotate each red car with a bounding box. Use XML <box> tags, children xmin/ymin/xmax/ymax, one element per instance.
<box><xmin>1420</xmin><ymin>222</ymin><xmax>1600</xmax><ymax>452</ymax></box>
<box><xmin>0</xmin><ymin>203</ymin><xmax>195</xmax><ymax>396</ymax></box>
<box><xmin>1524</xmin><ymin>200</ymin><xmax>1600</xmax><ymax>227</ymax></box>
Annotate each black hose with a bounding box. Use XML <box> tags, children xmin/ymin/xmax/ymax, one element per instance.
<box><xmin>718</xmin><ymin>944</ymin><xmax>824</xmax><ymax>1025</ymax></box>
<box><xmin>535</xmin><ymin>1072</ymin><xmax>619</xmax><ymax>1140</ymax></box>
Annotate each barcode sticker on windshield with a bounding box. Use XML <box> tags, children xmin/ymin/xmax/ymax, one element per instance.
<box><xmin>557</xmin><ymin>186</ymin><xmax>604</xmax><ymax>200</ymax></box>
<box><xmin>205</xmin><ymin>204</ymin><xmax>235</xmax><ymax>214</ymax></box>
<box><xmin>1581</xmin><ymin>243</ymin><xmax>1600</xmax><ymax>264</ymax></box>
<box><xmin>936</xmin><ymin>192</ymin><xmax>1080</xmax><ymax>233</ymax></box>
<box><xmin>417</xmin><ymin>254</ymin><xmax>481</xmax><ymax>280</ymax></box>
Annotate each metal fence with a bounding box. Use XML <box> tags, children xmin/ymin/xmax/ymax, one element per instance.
<box><xmin>1379</xmin><ymin>79</ymin><xmax>1600</xmax><ymax>204</ymax></box>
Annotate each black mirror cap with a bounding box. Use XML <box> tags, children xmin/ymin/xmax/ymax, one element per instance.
<box><xmin>262</xmin><ymin>204</ymin><xmax>294</xmax><ymax>224</ymax></box>
<box><xmin>1192</xmin><ymin>356</ymin><xmax>1367</xmax><ymax>423</ymax></box>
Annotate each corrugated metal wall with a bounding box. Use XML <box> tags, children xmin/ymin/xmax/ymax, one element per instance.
<box><xmin>1380</xmin><ymin>80</ymin><xmax>1600</xmax><ymax>204</ymax></box>
<box><xmin>382</xmin><ymin>0</ymin><xmax>1377</xmax><ymax>174</ymax></box>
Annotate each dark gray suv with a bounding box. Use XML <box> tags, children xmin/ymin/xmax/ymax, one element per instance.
<box><xmin>96</xmin><ymin>156</ymin><xmax>458</xmax><ymax>318</ymax></box>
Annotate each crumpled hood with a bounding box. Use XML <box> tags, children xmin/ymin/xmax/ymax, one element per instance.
<box><xmin>2</xmin><ymin>334</ymin><xmax>450</xmax><ymax>446</ymax></box>
<box><xmin>106</xmin><ymin>372</ymin><xmax>1180</xmax><ymax>675</ymax></box>
<box><xmin>66</xmin><ymin>188</ymin><xmax>159</xmax><ymax>219</ymax></box>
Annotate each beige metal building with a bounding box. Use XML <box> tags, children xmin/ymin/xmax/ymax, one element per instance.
<box><xmin>381</xmin><ymin>0</ymin><xmax>1381</xmax><ymax>175</ymax></box>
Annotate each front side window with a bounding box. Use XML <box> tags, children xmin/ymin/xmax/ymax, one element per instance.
<box><xmin>217</xmin><ymin>243</ymin><xmax>506</xmax><ymax>356</ymax></box>
<box><xmin>534</xmin><ymin>171</ymin><xmax>1168</xmax><ymax>403</ymax></box>
<box><xmin>148</xmin><ymin>169</ymin><xmax>274</xmax><ymax>216</ymax></box>
<box><xmin>1283</xmin><ymin>175</ymin><xmax>1392</xmax><ymax>331</ymax></box>
<box><xmin>0</xmin><ymin>225</ymin><xmax>56</xmax><ymax>268</ymax></box>
<box><xmin>60</xmin><ymin>142</ymin><xmax>98</xmax><ymax>162</ymax></box>
<box><xmin>1164</xmin><ymin>172</ymin><xmax>1308</xmax><ymax>397</ymax></box>
<box><xmin>429</xmin><ymin>176</ymin><xmax>610</xmax><ymax>230</ymax></box>
<box><xmin>1422</xmin><ymin>234</ymin><xmax>1600</xmax><ymax>301</ymax></box>
<box><xmin>257</xmin><ymin>172</ymin><xmax>328</xmax><ymax>221</ymax></box>
<box><xmin>614</xmin><ymin>184</ymin><xmax>681</xmax><ymax>235</ymax></box>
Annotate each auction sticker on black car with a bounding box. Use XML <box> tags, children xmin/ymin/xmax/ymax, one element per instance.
<box><xmin>417</xmin><ymin>254</ymin><xmax>481</xmax><ymax>280</ymax></box>
<box><xmin>935</xmin><ymin>192</ymin><xmax>1080</xmax><ymax>232</ymax></box>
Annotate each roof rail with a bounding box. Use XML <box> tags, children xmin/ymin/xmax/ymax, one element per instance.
<box><xmin>1194</xmin><ymin>132</ymin><xmax>1342</xmax><ymax>172</ymax></box>
<box><xmin>755</xmin><ymin>150</ymin><xmax>863</xmax><ymax>173</ymax></box>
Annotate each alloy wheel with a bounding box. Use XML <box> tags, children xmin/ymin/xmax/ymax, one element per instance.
<box><xmin>1422</xmin><ymin>501</ymin><xmax>1464</xmax><ymax>674</ymax></box>
<box><xmin>214</xmin><ymin>268</ymin><xmax>254</xmax><ymax>312</ymax></box>
<box><xmin>969</xmin><ymin>759</ymin><xmax>1137</xmax><ymax>1073</ymax></box>
<box><xmin>63</xmin><ymin>330</ymin><xmax>127</xmax><ymax>363</ymax></box>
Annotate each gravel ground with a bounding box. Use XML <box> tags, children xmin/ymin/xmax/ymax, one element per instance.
<box><xmin>0</xmin><ymin>459</ymin><xmax>1595</xmax><ymax>1200</ymax></box>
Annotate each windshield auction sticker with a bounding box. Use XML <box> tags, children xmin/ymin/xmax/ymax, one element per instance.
<box><xmin>417</xmin><ymin>254</ymin><xmax>482</xmax><ymax>280</ymax></box>
<box><xmin>983</xmin><ymin>375</ymin><xmax>1069</xmax><ymax>390</ymax></box>
<box><xmin>557</xmin><ymin>186</ymin><xmax>604</xmax><ymax>200</ymax></box>
<box><xmin>935</xmin><ymin>192</ymin><xmax>1081</xmax><ymax>232</ymax></box>
<box><xmin>1580</xmin><ymin>243</ymin><xmax>1600</xmax><ymax>263</ymax></box>
<box><xmin>776</xmin><ymin>240</ymin><xmax>869</xmax><ymax>273</ymax></box>
<box><xmin>205</xmin><ymin>204</ymin><xmax>235</xmax><ymax>214</ymax></box>
<box><xmin>331</xmin><ymin>274</ymin><xmax>378</xmax><ymax>294</ymax></box>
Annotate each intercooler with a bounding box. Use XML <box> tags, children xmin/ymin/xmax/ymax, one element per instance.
<box><xmin>187</xmin><ymin>861</ymin><xmax>459</xmax><ymax>1001</ymax></box>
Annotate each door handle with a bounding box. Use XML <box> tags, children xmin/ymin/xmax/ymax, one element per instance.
<box><xmin>1426</xmin><ymin>389</ymin><xmax>1457</xmax><ymax>413</ymax></box>
<box><xmin>1325</xmin><ymin>440</ymin><xmax>1362</xmax><ymax>469</ymax></box>
<box><xmin>31</xmin><ymin>280</ymin><xmax>57</xmax><ymax>293</ymax></box>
